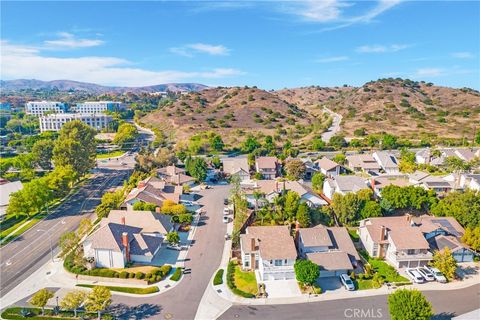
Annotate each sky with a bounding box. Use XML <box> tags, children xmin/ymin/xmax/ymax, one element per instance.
<box><xmin>1</xmin><ymin>1</ymin><xmax>479</xmax><ymax>89</ymax></box>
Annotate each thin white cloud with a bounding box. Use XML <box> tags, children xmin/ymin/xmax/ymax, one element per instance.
<box><xmin>414</xmin><ymin>68</ymin><xmax>444</xmax><ymax>77</ymax></box>
<box><xmin>283</xmin><ymin>0</ymin><xmax>402</xmax><ymax>30</ymax></box>
<box><xmin>315</xmin><ymin>56</ymin><xmax>349</xmax><ymax>63</ymax></box>
<box><xmin>44</xmin><ymin>32</ymin><xmax>104</xmax><ymax>49</ymax></box>
<box><xmin>1</xmin><ymin>40</ymin><xmax>244</xmax><ymax>87</ymax></box>
<box><xmin>356</xmin><ymin>44</ymin><xmax>410</xmax><ymax>53</ymax></box>
<box><xmin>170</xmin><ymin>43</ymin><xmax>230</xmax><ymax>57</ymax></box>
<box><xmin>451</xmin><ymin>52</ymin><xmax>474</xmax><ymax>59</ymax></box>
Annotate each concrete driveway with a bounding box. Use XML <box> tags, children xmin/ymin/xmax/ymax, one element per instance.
<box><xmin>263</xmin><ymin>279</ymin><xmax>301</xmax><ymax>298</ymax></box>
<box><xmin>150</xmin><ymin>232</ymin><xmax>190</xmax><ymax>266</ymax></box>
<box><xmin>317</xmin><ymin>276</ymin><xmax>344</xmax><ymax>293</ymax></box>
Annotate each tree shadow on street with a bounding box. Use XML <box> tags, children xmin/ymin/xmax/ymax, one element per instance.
<box><xmin>108</xmin><ymin>303</ymin><xmax>162</xmax><ymax>320</ymax></box>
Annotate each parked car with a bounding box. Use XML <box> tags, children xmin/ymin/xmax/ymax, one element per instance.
<box><xmin>339</xmin><ymin>273</ymin><xmax>355</xmax><ymax>291</ymax></box>
<box><xmin>427</xmin><ymin>267</ymin><xmax>447</xmax><ymax>283</ymax></box>
<box><xmin>222</xmin><ymin>216</ymin><xmax>229</xmax><ymax>223</ymax></box>
<box><xmin>416</xmin><ymin>267</ymin><xmax>435</xmax><ymax>281</ymax></box>
<box><xmin>406</xmin><ymin>268</ymin><xmax>425</xmax><ymax>283</ymax></box>
<box><xmin>166</xmin><ymin>244</ymin><xmax>182</xmax><ymax>251</ymax></box>
<box><xmin>223</xmin><ymin>207</ymin><xmax>230</xmax><ymax>215</ymax></box>
<box><xmin>224</xmin><ymin>198</ymin><xmax>229</xmax><ymax>205</ymax></box>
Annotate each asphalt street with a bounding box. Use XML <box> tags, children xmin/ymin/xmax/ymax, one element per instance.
<box><xmin>0</xmin><ymin>168</ymin><xmax>130</xmax><ymax>297</ymax></box>
<box><xmin>219</xmin><ymin>284</ymin><xmax>480</xmax><ymax>320</ymax></box>
<box><xmin>108</xmin><ymin>184</ymin><xmax>231</xmax><ymax>320</ymax></box>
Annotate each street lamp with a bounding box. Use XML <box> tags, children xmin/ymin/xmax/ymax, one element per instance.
<box><xmin>37</xmin><ymin>229</ymin><xmax>54</xmax><ymax>262</ymax></box>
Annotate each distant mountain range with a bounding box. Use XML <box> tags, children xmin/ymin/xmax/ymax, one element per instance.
<box><xmin>0</xmin><ymin>79</ymin><xmax>208</xmax><ymax>94</ymax></box>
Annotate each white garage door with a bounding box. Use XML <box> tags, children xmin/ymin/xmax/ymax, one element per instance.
<box><xmin>96</xmin><ymin>250</ymin><xmax>112</xmax><ymax>268</ymax></box>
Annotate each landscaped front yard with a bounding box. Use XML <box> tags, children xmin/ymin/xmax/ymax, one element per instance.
<box><xmin>234</xmin><ymin>265</ymin><xmax>258</xmax><ymax>295</ymax></box>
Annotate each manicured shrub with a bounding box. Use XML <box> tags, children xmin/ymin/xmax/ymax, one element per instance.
<box><xmin>170</xmin><ymin>268</ymin><xmax>182</xmax><ymax>281</ymax></box>
<box><xmin>119</xmin><ymin>271</ymin><xmax>128</xmax><ymax>279</ymax></box>
<box><xmin>135</xmin><ymin>272</ymin><xmax>145</xmax><ymax>279</ymax></box>
<box><xmin>213</xmin><ymin>269</ymin><xmax>224</xmax><ymax>285</ymax></box>
<box><xmin>159</xmin><ymin>265</ymin><xmax>172</xmax><ymax>276</ymax></box>
<box><xmin>128</xmin><ymin>272</ymin><xmax>136</xmax><ymax>279</ymax></box>
<box><xmin>145</xmin><ymin>273</ymin><xmax>152</xmax><ymax>280</ymax></box>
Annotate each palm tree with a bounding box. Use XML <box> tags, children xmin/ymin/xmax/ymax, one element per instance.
<box><xmin>252</xmin><ymin>190</ymin><xmax>264</xmax><ymax>213</ymax></box>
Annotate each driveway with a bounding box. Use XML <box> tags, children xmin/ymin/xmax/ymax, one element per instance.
<box><xmin>263</xmin><ymin>280</ymin><xmax>301</xmax><ymax>298</ymax></box>
<box><xmin>150</xmin><ymin>232</ymin><xmax>190</xmax><ymax>266</ymax></box>
<box><xmin>317</xmin><ymin>276</ymin><xmax>343</xmax><ymax>293</ymax></box>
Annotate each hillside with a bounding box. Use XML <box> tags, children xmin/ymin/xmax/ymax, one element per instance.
<box><xmin>0</xmin><ymin>79</ymin><xmax>208</xmax><ymax>94</ymax></box>
<box><xmin>277</xmin><ymin>79</ymin><xmax>480</xmax><ymax>140</ymax></box>
<box><xmin>141</xmin><ymin>86</ymin><xmax>330</xmax><ymax>146</ymax></box>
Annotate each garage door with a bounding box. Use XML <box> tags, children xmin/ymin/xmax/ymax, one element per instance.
<box><xmin>96</xmin><ymin>250</ymin><xmax>112</xmax><ymax>268</ymax></box>
<box><xmin>335</xmin><ymin>270</ymin><xmax>346</xmax><ymax>277</ymax></box>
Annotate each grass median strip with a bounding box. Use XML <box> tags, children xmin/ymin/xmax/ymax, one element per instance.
<box><xmin>76</xmin><ymin>284</ymin><xmax>159</xmax><ymax>294</ymax></box>
<box><xmin>96</xmin><ymin>150</ymin><xmax>125</xmax><ymax>159</ymax></box>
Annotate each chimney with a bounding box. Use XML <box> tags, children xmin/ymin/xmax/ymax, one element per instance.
<box><xmin>155</xmin><ymin>207</ymin><xmax>161</xmax><ymax>213</ymax></box>
<box><xmin>122</xmin><ymin>232</ymin><xmax>130</xmax><ymax>262</ymax></box>
<box><xmin>380</xmin><ymin>225</ymin><xmax>387</xmax><ymax>241</ymax></box>
<box><xmin>121</xmin><ymin>216</ymin><xmax>126</xmax><ymax>225</ymax></box>
<box><xmin>371</xmin><ymin>178</ymin><xmax>376</xmax><ymax>191</ymax></box>
<box><xmin>138</xmin><ymin>180</ymin><xmax>146</xmax><ymax>189</ymax></box>
<box><xmin>250</xmin><ymin>238</ymin><xmax>256</xmax><ymax>252</ymax></box>
<box><xmin>250</xmin><ymin>238</ymin><xmax>256</xmax><ymax>270</ymax></box>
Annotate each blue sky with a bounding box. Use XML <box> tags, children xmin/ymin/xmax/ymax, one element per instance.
<box><xmin>1</xmin><ymin>1</ymin><xmax>479</xmax><ymax>89</ymax></box>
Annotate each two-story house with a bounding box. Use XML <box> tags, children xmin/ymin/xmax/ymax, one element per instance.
<box><xmin>373</xmin><ymin>151</ymin><xmax>400</xmax><ymax>175</ymax></box>
<box><xmin>255</xmin><ymin>157</ymin><xmax>280</xmax><ymax>179</ymax></box>
<box><xmin>222</xmin><ymin>156</ymin><xmax>251</xmax><ymax>181</ymax></box>
<box><xmin>122</xmin><ymin>176</ymin><xmax>183</xmax><ymax>210</ymax></box>
<box><xmin>346</xmin><ymin>154</ymin><xmax>381</xmax><ymax>175</ymax></box>
<box><xmin>297</xmin><ymin>225</ymin><xmax>360</xmax><ymax>277</ymax></box>
<box><xmin>314</xmin><ymin>157</ymin><xmax>341</xmax><ymax>177</ymax></box>
<box><xmin>240</xmin><ymin>226</ymin><xmax>297</xmax><ymax>281</ymax></box>
<box><xmin>323</xmin><ymin>175</ymin><xmax>368</xmax><ymax>200</ymax></box>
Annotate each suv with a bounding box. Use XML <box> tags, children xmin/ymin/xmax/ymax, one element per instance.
<box><xmin>416</xmin><ymin>267</ymin><xmax>435</xmax><ymax>281</ymax></box>
<box><xmin>339</xmin><ymin>274</ymin><xmax>355</xmax><ymax>291</ymax></box>
<box><xmin>427</xmin><ymin>267</ymin><xmax>447</xmax><ymax>283</ymax></box>
<box><xmin>224</xmin><ymin>198</ymin><xmax>229</xmax><ymax>205</ymax></box>
<box><xmin>406</xmin><ymin>268</ymin><xmax>425</xmax><ymax>283</ymax></box>
<box><xmin>222</xmin><ymin>216</ymin><xmax>229</xmax><ymax>223</ymax></box>
<box><xmin>223</xmin><ymin>207</ymin><xmax>230</xmax><ymax>215</ymax></box>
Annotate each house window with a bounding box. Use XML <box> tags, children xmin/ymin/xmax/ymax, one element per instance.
<box><xmin>245</xmin><ymin>260</ymin><xmax>250</xmax><ymax>267</ymax></box>
<box><xmin>284</xmin><ymin>259</ymin><xmax>287</xmax><ymax>264</ymax></box>
<box><xmin>407</xmin><ymin>249</ymin><xmax>415</xmax><ymax>255</ymax></box>
<box><xmin>274</xmin><ymin>259</ymin><xmax>282</xmax><ymax>266</ymax></box>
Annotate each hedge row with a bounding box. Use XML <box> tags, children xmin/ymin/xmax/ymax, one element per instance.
<box><xmin>213</xmin><ymin>269</ymin><xmax>224</xmax><ymax>286</ymax></box>
<box><xmin>0</xmin><ymin>307</ymin><xmax>104</xmax><ymax>320</ymax></box>
<box><xmin>76</xmin><ymin>284</ymin><xmax>159</xmax><ymax>294</ymax></box>
<box><xmin>64</xmin><ymin>253</ymin><xmax>172</xmax><ymax>283</ymax></box>
<box><xmin>226</xmin><ymin>261</ymin><xmax>255</xmax><ymax>298</ymax></box>
<box><xmin>170</xmin><ymin>268</ymin><xmax>182</xmax><ymax>281</ymax></box>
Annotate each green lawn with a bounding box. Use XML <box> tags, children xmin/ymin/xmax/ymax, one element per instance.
<box><xmin>234</xmin><ymin>266</ymin><xmax>258</xmax><ymax>295</ymax></box>
<box><xmin>355</xmin><ymin>279</ymin><xmax>375</xmax><ymax>290</ymax></box>
<box><xmin>76</xmin><ymin>284</ymin><xmax>159</xmax><ymax>294</ymax></box>
<box><xmin>359</xmin><ymin>250</ymin><xmax>409</xmax><ymax>283</ymax></box>
<box><xmin>96</xmin><ymin>150</ymin><xmax>125</xmax><ymax>159</ymax></box>
<box><xmin>1</xmin><ymin>307</ymin><xmax>102</xmax><ymax>319</ymax></box>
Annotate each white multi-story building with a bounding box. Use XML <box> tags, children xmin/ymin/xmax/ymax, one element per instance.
<box><xmin>25</xmin><ymin>101</ymin><xmax>68</xmax><ymax>116</ymax></box>
<box><xmin>74</xmin><ymin>101</ymin><xmax>125</xmax><ymax>114</ymax></box>
<box><xmin>39</xmin><ymin>113</ymin><xmax>112</xmax><ymax>132</ymax></box>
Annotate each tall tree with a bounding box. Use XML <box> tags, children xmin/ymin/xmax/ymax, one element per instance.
<box><xmin>294</xmin><ymin>259</ymin><xmax>320</xmax><ymax>285</ymax></box>
<box><xmin>30</xmin><ymin>288</ymin><xmax>54</xmax><ymax>315</ymax></box>
<box><xmin>59</xmin><ymin>231</ymin><xmax>80</xmax><ymax>258</ymax></box>
<box><xmin>311</xmin><ymin>172</ymin><xmax>326</xmax><ymax>192</ymax></box>
<box><xmin>431</xmin><ymin>247</ymin><xmax>457</xmax><ymax>281</ymax></box>
<box><xmin>284</xmin><ymin>159</ymin><xmax>306</xmax><ymax>180</ymax></box>
<box><xmin>7</xmin><ymin>178</ymin><xmax>51</xmax><ymax>218</ymax></box>
<box><xmin>53</xmin><ymin>120</ymin><xmax>97</xmax><ymax>179</ymax></box>
<box><xmin>284</xmin><ymin>191</ymin><xmax>300</xmax><ymax>222</ymax></box>
<box><xmin>296</xmin><ymin>203</ymin><xmax>311</xmax><ymax>228</ymax></box>
<box><xmin>85</xmin><ymin>286</ymin><xmax>112</xmax><ymax>320</ymax></box>
<box><xmin>185</xmin><ymin>157</ymin><xmax>208</xmax><ymax>182</ymax></box>
<box><xmin>31</xmin><ymin>139</ymin><xmax>55</xmax><ymax>170</ymax></box>
<box><xmin>388</xmin><ymin>289</ymin><xmax>433</xmax><ymax>320</ymax></box>
<box><xmin>60</xmin><ymin>290</ymin><xmax>87</xmax><ymax>318</ymax></box>
<box><xmin>113</xmin><ymin>123</ymin><xmax>138</xmax><ymax>148</ymax></box>
<box><xmin>462</xmin><ymin>227</ymin><xmax>480</xmax><ymax>251</ymax></box>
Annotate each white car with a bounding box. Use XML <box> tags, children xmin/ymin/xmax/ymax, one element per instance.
<box><xmin>222</xmin><ymin>216</ymin><xmax>229</xmax><ymax>223</ymax></box>
<box><xmin>406</xmin><ymin>268</ymin><xmax>425</xmax><ymax>283</ymax></box>
<box><xmin>339</xmin><ymin>273</ymin><xmax>355</xmax><ymax>291</ymax></box>
<box><xmin>427</xmin><ymin>267</ymin><xmax>447</xmax><ymax>283</ymax></box>
<box><xmin>223</xmin><ymin>207</ymin><xmax>230</xmax><ymax>215</ymax></box>
<box><xmin>416</xmin><ymin>267</ymin><xmax>435</xmax><ymax>281</ymax></box>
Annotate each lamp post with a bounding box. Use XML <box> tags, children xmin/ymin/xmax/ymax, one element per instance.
<box><xmin>37</xmin><ymin>229</ymin><xmax>54</xmax><ymax>262</ymax></box>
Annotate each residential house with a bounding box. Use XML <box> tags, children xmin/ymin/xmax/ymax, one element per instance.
<box><xmin>409</xmin><ymin>171</ymin><xmax>454</xmax><ymax>193</ymax></box>
<box><xmin>323</xmin><ymin>175</ymin><xmax>368</xmax><ymax>200</ymax></box>
<box><xmin>359</xmin><ymin>215</ymin><xmax>473</xmax><ymax>268</ymax></box>
<box><xmin>255</xmin><ymin>157</ymin><xmax>280</xmax><ymax>179</ymax></box>
<box><xmin>459</xmin><ymin>174</ymin><xmax>480</xmax><ymax>191</ymax></box>
<box><xmin>0</xmin><ymin>179</ymin><xmax>23</xmax><ymax>219</ymax></box>
<box><xmin>122</xmin><ymin>176</ymin><xmax>183</xmax><ymax>210</ymax></box>
<box><xmin>415</xmin><ymin>149</ymin><xmax>445</xmax><ymax>166</ymax></box>
<box><xmin>369</xmin><ymin>175</ymin><xmax>412</xmax><ymax>197</ymax></box>
<box><xmin>157</xmin><ymin>165</ymin><xmax>195</xmax><ymax>186</ymax></box>
<box><xmin>373</xmin><ymin>151</ymin><xmax>400</xmax><ymax>174</ymax></box>
<box><xmin>346</xmin><ymin>154</ymin><xmax>381</xmax><ymax>174</ymax></box>
<box><xmin>243</xmin><ymin>180</ymin><xmax>328</xmax><ymax>208</ymax></box>
<box><xmin>83</xmin><ymin>210</ymin><xmax>174</xmax><ymax>268</ymax></box>
<box><xmin>222</xmin><ymin>156</ymin><xmax>251</xmax><ymax>181</ymax></box>
<box><xmin>297</xmin><ymin>225</ymin><xmax>360</xmax><ymax>277</ymax></box>
<box><xmin>240</xmin><ymin>226</ymin><xmax>297</xmax><ymax>281</ymax></box>
<box><xmin>299</xmin><ymin>157</ymin><xmax>317</xmax><ymax>180</ymax></box>
<box><xmin>314</xmin><ymin>157</ymin><xmax>341</xmax><ymax>177</ymax></box>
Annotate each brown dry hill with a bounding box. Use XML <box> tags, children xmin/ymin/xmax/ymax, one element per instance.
<box><xmin>142</xmin><ymin>86</ymin><xmax>329</xmax><ymax>145</ymax></box>
<box><xmin>277</xmin><ymin>78</ymin><xmax>480</xmax><ymax>140</ymax></box>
